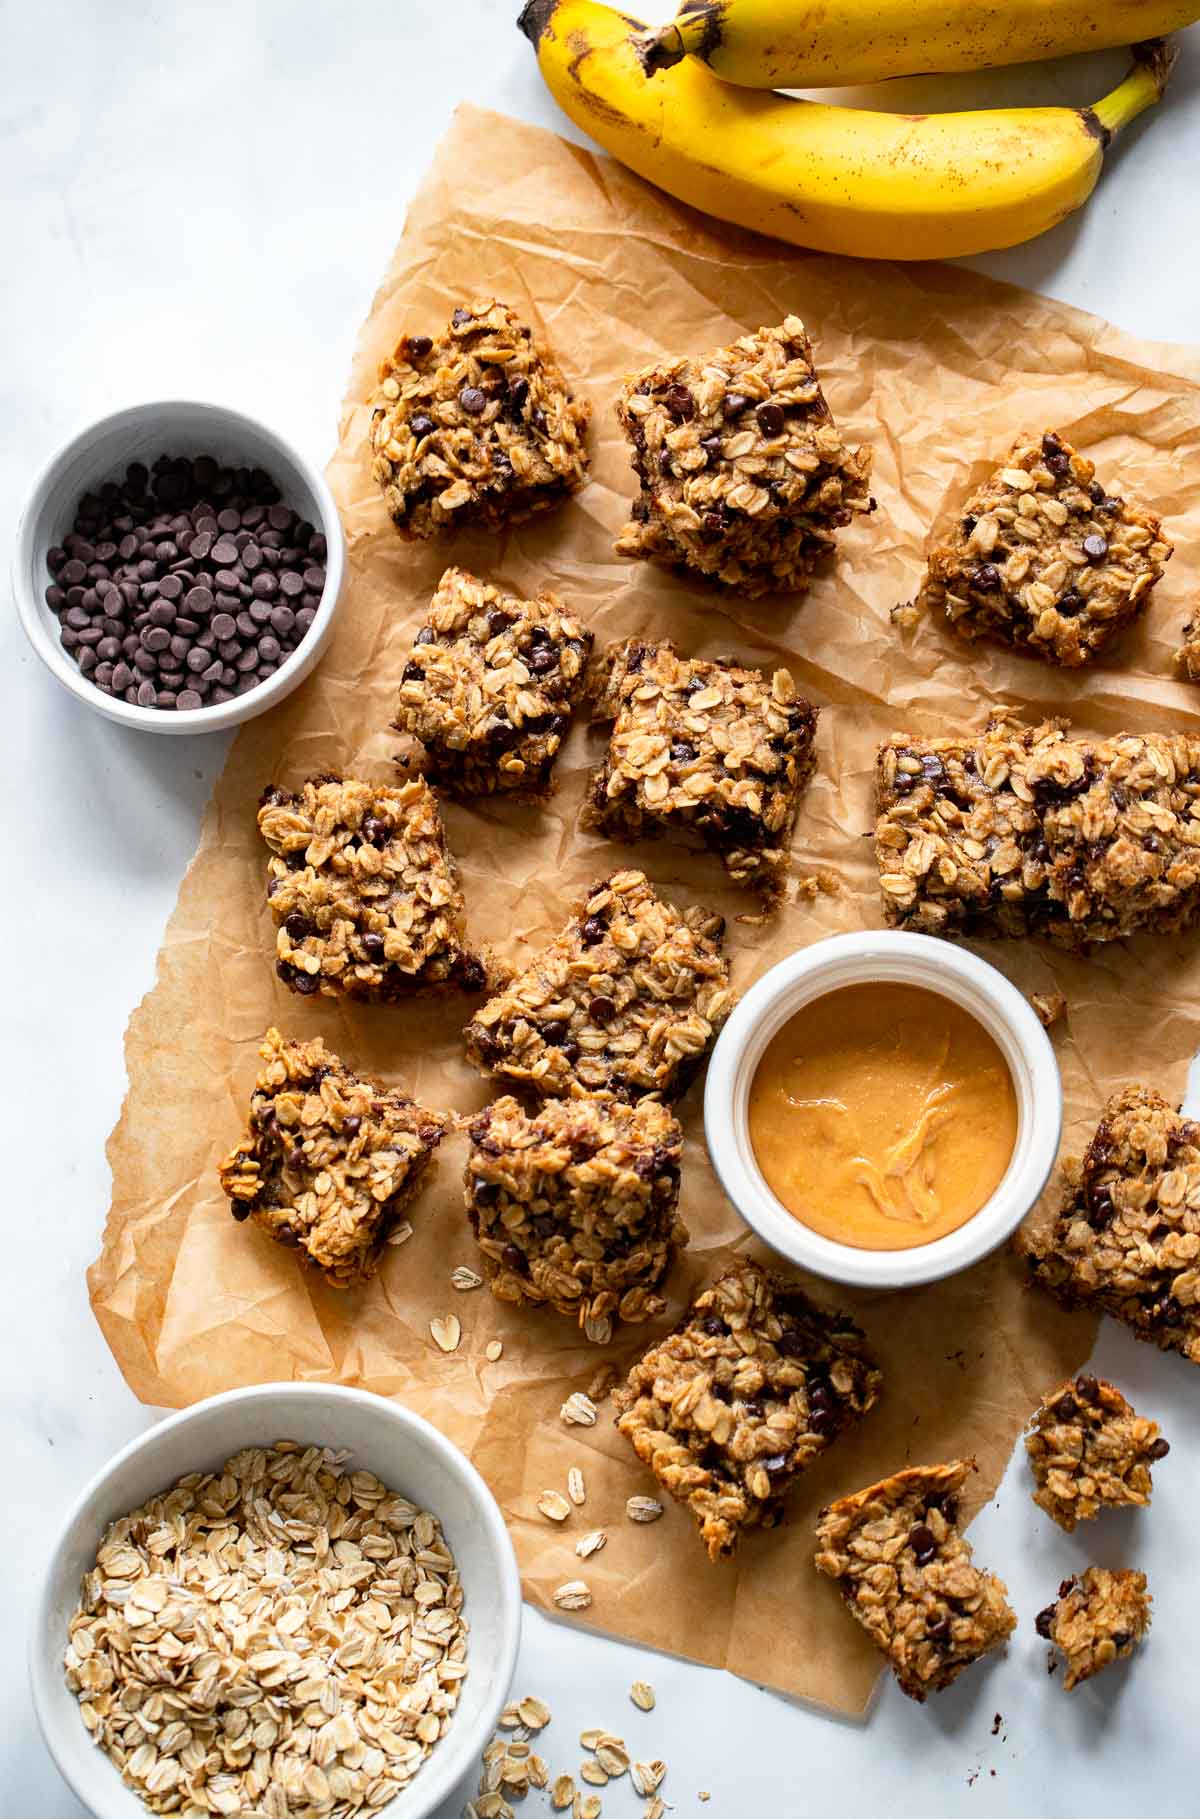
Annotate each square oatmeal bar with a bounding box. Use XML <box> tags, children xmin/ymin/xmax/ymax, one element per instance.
<box><xmin>463</xmin><ymin>869</ymin><xmax>734</xmax><ymax>1102</ymax></box>
<box><xmin>393</xmin><ymin>567</ymin><xmax>593</xmax><ymax>797</ymax></box>
<box><xmin>259</xmin><ymin>774</ymin><xmax>488</xmax><ymax>1000</ymax></box>
<box><xmin>814</xmin><ymin>1459</ymin><xmax>1016</xmax><ymax>1701</ymax></box>
<box><xmin>614</xmin><ymin>316</ymin><xmax>872</xmax><ymax>597</ymax></box>
<box><xmin>369</xmin><ymin>299</ymin><xmax>590</xmax><ymax>539</ymax></box>
<box><xmin>218</xmin><ymin>1028</ymin><xmax>449</xmax><ymax>1285</ymax></box>
<box><xmin>1037</xmin><ymin>1567</ymin><xmax>1151</xmax><ymax>1691</ymax></box>
<box><xmin>584</xmin><ymin>638</ymin><xmax>818</xmax><ymax>901</ymax></box>
<box><xmin>613</xmin><ymin>1260</ymin><xmax>882</xmax><ymax>1561</ymax></box>
<box><xmin>1022</xmin><ymin>1085</ymin><xmax>1200</xmax><ymax>1366</ymax></box>
<box><xmin>875</xmin><ymin>714</ymin><xmax>1200</xmax><ymax>947</ymax></box>
<box><xmin>465</xmin><ymin>1092</ymin><xmax>687</xmax><ymax>1344</ymax></box>
<box><xmin>918</xmin><ymin>431</ymin><xmax>1171</xmax><ymax>666</ymax></box>
<box><xmin>1025</xmin><ymin>1373</ymin><xmax>1168</xmax><ymax>1532</ymax></box>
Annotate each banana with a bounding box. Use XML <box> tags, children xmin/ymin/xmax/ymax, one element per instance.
<box><xmin>518</xmin><ymin>0</ymin><xmax>1175</xmax><ymax>261</ymax></box>
<box><xmin>636</xmin><ymin>0</ymin><xmax>1200</xmax><ymax>89</ymax></box>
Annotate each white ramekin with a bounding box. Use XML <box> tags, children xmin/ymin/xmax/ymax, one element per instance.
<box><xmin>704</xmin><ymin>930</ymin><xmax>1063</xmax><ymax>1291</ymax></box>
<box><xmin>12</xmin><ymin>401</ymin><xmax>345</xmax><ymax>734</ymax></box>
<box><xmin>30</xmin><ymin>1384</ymin><xmax>522</xmax><ymax>1819</ymax></box>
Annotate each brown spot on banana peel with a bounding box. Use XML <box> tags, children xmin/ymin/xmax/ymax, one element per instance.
<box><xmin>678</xmin><ymin>0</ymin><xmax>726</xmax><ymax>59</ymax></box>
<box><xmin>1079</xmin><ymin>108</ymin><xmax>1112</xmax><ymax>149</ymax></box>
<box><xmin>562</xmin><ymin>28</ymin><xmax>642</xmax><ymax>131</ymax></box>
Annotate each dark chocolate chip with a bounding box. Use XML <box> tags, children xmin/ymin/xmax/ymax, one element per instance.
<box><xmin>755</xmin><ymin>401</ymin><xmax>785</xmax><ymax>436</ymax></box>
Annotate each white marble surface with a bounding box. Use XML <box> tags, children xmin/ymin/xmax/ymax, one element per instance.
<box><xmin>4</xmin><ymin>3</ymin><xmax>1199</xmax><ymax>1810</ymax></box>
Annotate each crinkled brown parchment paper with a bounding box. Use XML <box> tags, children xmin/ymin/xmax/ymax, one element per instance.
<box><xmin>90</xmin><ymin>105</ymin><xmax>1200</xmax><ymax>1714</ymax></box>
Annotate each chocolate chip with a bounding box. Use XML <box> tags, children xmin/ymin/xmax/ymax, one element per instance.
<box><xmin>1054</xmin><ymin>1395</ymin><xmax>1078</xmax><ymax>1421</ymax></box>
<box><xmin>755</xmin><ymin>401</ymin><xmax>785</xmax><ymax>436</ymax></box>
<box><xmin>540</xmin><ymin>1020</ymin><xmax>569</xmax><ymax>1047</ymax></box>
<box><xmin>723</xmin><ymin>392</ymin><xmax>747</xmax><ymax>417</ymax></box>
<box><xmin>459</xmin><ymin>386</ymin><xmax>487</xmax><ymax>415</ymax></box>
<box><xmin>663</xmin><ymin>384</ymin><xmax>695</xmax><ymax>421</ymax></box>
<box><xmin>670</xmin><ymin>739</ymin><xmax>697</xmax><ymax>764</ymax></box>
<box><xmin>1056</xmin><ymin>588</ymin><xmax>1084</xmax><ymax>617</ymax></box>
<box><xmin>908</xmin><ymin>1524</ymin><xmax>936</xmax><ymax>1563</ymax></box>
<box><xmin>701</xmin><ymin>1315</ymin><xmax>728</xmax><ymax>1337</ymax></box>
<box><xmin>970</xmin><ymin>562</ymin><xmax>1002</xmax><ymax>592</ymax></box>
<box><xmin>360</xmin><ymin>932</ymin><xmax>385</xmax><ymax>959</ymax></box>
<box><xmin>580</xmin><ymin>915</ymin><xmax>607</xmax><ymax>947</ymax></box>
<box><xmin>587</xmin><ymin>996</ymin><xmax>616</xmax><ymax>1026</ymax></box>
<box><xmin>528</xmin><ymin>644</ymin><xmax>558</xmax><ymax>675</ymax></box>
<box><xmin>1035</xmin><ymin>1605</ymin><xmax>1057</xmax><ymax>1640</ymax></box>
<box><xmin>1075</xmin><ymin>1374</ymin><xmax>1099</xmax><ymax>1400</ymax></box>
<box><xmin>407</xmin><ymin>334</ymin><xmax>432</xmax><ymax>359</ymax></box>
<box><xmin>1147</xmin><ymin>1437</ymin><xmax>1170</xmax><ymax>1460</ymax></box>
<box><xmin>1083</xmin><ymin>533</ymin><xmax>1108</xmax><ymax>562</ymax></box>
<box><xmin>409</xmin><ymin>413</ymin><xmax>435</xmax><ymax>439</ymax></box>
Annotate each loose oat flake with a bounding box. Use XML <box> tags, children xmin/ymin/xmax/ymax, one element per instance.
<box><xmin>560</xmin><ymin>1392</ymin><xmax>599</xmax><ymax>1427</ymax></box>
<box><xmin>630</xmin><ymin>1680</ymin><xmax>656</xmax><ymax>1711</ymax></box>
<box><xmin>538</xmin><ymin>1490</ymin><xmax>572</xmax><ymax>1523</ymax></box>
<box><xmin>581</xmin><ymin>1760</ymin><xmax>609</xmax><ymax>1786</ymax></box>
<box><xmin>576</xmin><ymin>1529</ymin><xmax>607</xmax><ymax>1559</ymax></box>
<box><xmin>632</xmin><ymin>1759</ymin><xmax>667</xmax><ymax>1795</ymax></box>
<box><xmin>431</xmin><ymin>1312</ymin><xmax>463</xmax><ymax>1352</ymax></box>
<box><xmin>554</xmin><ymin>1580</ymin><xmax>593</xmax><ymax>1611</ymax></box>
<box><xmin>63</xmin><ymin>1442</ymin><xmax>468</xmax><ymax>1817</ymax></box>
<box><xmin>567</xmin><ymin>1466</ymin><xmax>587</xmax><ymax>1505</ymax></box>
<box><xmin>452</xmin><ymin>1266</ymin><xmax>484</xmax><ymax>1290</ymax></box>
<box><xmin>552</xmin><ymin>1774</ymin><xmax>577</xmax><ymax>1809</ymax></box>
<box><xmin>626</xmin><ymin>1495</ymin><xmax>664</xmax><ymax>1523</ymax></box>
<box><xmin>486</xmin><ymin>1339</ymin><xmax>504</xmax><ymax>1362</ymax></box>
<box><xmin>518</xmin><ymin>1694</ymin><xmax>553</xmax><ymax>1730</ymax></box>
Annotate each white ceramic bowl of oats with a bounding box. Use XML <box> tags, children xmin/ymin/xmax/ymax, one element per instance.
<box><xmin>30</xmin><ymin>1383</ymin><xmax>521</xmax><ymax>1819</ymax></box>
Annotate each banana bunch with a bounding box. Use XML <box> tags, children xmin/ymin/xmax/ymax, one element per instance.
<box><xmin>517</xmin><ymin>0</ymin><xmax>1179</xmax><ymax>261</ymax></box>
<box><xmin>637</xmin><ymin>0</ymin><xmax>1199</xmax><ymax>89</ymax></box>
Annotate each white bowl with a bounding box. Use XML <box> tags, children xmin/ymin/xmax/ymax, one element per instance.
<box><xmin>704</xmin><ymin>930</ymin><xmax>1063</xmax><ymax>1291</ymax></box>
<box><xmin>30</xmin><ymin>1384</ymin><xmax>522</xmax><ymax>1819</ymax></box>
<box><xmin>12</xmin><ymin>401</ymin><xmax>345</xmax><ymax>734</ymax></box>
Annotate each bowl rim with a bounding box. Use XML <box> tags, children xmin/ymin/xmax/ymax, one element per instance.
<box><xmin>12</xmin><ymin>398</ymin><xmax>345</xmax><ymax>735</ymax></box>
<box><xmin>28</xmin><ymin>1382</ymin><xmax>522</xmax><ymax>1819</ymax></box>
<box><xmin>703</xmin><ymin>929</ymin><xmax>1063</xmax><ymax>1290</ymax></box>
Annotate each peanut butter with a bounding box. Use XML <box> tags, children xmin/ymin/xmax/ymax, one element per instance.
<box><xmin>748</xmin><ymin>982</ymin><xmax>1017</xmax><ymax>1250</ymax></box>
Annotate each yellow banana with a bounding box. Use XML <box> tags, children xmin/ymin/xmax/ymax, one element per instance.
<box><xmin>636</xmin><ymin>0</ymin><xmax>1200</xmax><ymax>88</ymax></box>
<box><xmin>518</xmin><ymin>0</ymin><xmax>1175</xmax><ymax>261</ymax></box>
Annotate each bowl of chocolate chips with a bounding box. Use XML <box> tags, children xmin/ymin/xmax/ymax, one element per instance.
<box><xmin>13</xmin><ymin>401</ymin><xmax>345</xmax><ymax>731</ymax></box>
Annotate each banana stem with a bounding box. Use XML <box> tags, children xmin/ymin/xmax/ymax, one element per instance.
<box><xmin>632</xmin><ymin>20</ymin><xmax>688</xmax><ymax>74</ymax></box>
<box><xmin>1088</xmin><ymin>38</ymin><xmax>1177</xmax><ymax>141</ymax></box>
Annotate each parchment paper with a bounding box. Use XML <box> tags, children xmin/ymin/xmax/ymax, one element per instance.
<box><xmin>90</xmin><ymin>105</ymin><xmax>1200</xmax><ymax>1714</ymax></box>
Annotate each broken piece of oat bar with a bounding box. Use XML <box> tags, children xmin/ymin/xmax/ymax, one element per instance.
<box><xmin>614</xmin><ymin>316</ymin><xmax>872</xmax><ymax>598</ymax></box>
<box><xmin>369</xmin><ymin>298</ymin><xmax>590</xmax><ymax>539</ymax></box>
<box><xmin>583</xmin><ymin>638</ymin><xmax>817</xmax><ymax>902</ymax></box>
<box><xmin>1025</xmin><ymin>1373</ymin><xmax>1169</xmax><ymax>1532</ymax></box>
<box><xmin>463</xmin><ymin>868</ymin><xmax>735</xmax><ymax>1103</ymax></box>
<box><xmin>259</xmin><ymin>773</ymin><xmax>487</xmax><ymax>1000</ymax></box>
<box><xmin>613</xmin><ymin>1260</ymin><xmax>881</xmax><ymax>1562</ymax></box>
<box><xmin>394</xmin><ymin>567</ymin><xmax>593</xmax><ymax>797</ymax></box>
<box><xmin>1022</xmin><ymin>1085</ymin><xmax>1200</xmax><ymax>1366</ymax></box>
<box><xmin>218</xmin><ymin>1027</ymin><xmax>449</xmax><ymax>1285</ymax></box>
<box><xmin>1037</xmin><ymin>1567</ymin><xmax>1151</xmax><ymax>1691</ymax></box>
<box><xmin>875</xmin><ymin>714</ymin><xmax>1200</xmax><ymax>947</ymax></box>
<box><xmin>814</xmin><ymin>1459</ymin><xmax>1016</xmax><ymax>1702</ymax></box>
<box><xmin>465</xmin><ymin>1092</ymin><xmax>687</xmax><ymax>1344</ymax></box>
<box><xmin>918</xmin><ymin>431</ymin><xmax>1171</xmax><ymax>667</ymax></box>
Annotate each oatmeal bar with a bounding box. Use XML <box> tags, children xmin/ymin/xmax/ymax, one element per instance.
<box><xmin>393</xmin><ymin>567</ymin><xmax>592</xmax><ymax>797</ymax></box>
<box><xmin>875</xmin><ymin>714</ymin><xmax>1200</xmax><ymax>947</ymax></box>
<box><xmin>814</xmin><ymin>1459</ymin><xmax>1016</xmax><ymax>1702</ymax></box>
<box><xmin>918</xmin><ymin>431</ymin><xmax>1171</xmax><ymax>667</ymax></box>
<box><xmin>1025</xmin><ymin>1373</ymin><xmax>1169</xmax><ymax>1532</ymax></box>
<box><xmin>1177</xmin><ymin>613</ymin><xmax>1200</xmax><ymax>683</ymax></box>
<box><xmin>583</xmin><ymin>638</ymin><xmax>818</xmax><ymax>901</ymax></box>
<box><xmin>614</xmin><ymin>316</ymin><xmax>872</xmax><ymax>598</ymax></box>
<box><xmin>1022</xmin><ymin>1085</ymin><xmax>1200</xmax><ymax>1366</ymax></box>
<box><xmin>369</xmin><ymin>299</ymin><xmax>590</xmax><ymax>539</ymax></box>
<box><xmin>259</xmin><ymin>774</ymin><xmax>487</xmax><ymax>1000</ymax></box>
<box><xmin>612</xmin><ymin>1260</ymin><xmax>882</xmax><ymax>1561</ymax></box>
<box><xmin>218</xmin><ymin>1028</ymin><xmax>449</xmax><ymax>1285</ymax></box>
<box><xmin>463</xmin><ymin>869</ymin><xmax>735</xmax><ymax>1102</ymax></box>
<box><xmin>465</xmin><ymin>1092</ymin><xmax>687</xmax><ymax>1343</ymax></box>
<box><xmin>1037</xmin><ymin>1567</ymin><xmax>1151</xmax><ymax>1691</ymax></box>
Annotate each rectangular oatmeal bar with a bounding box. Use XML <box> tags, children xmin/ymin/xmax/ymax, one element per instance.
<box><xmin>814</xmin><ymin>1459</ymin><xmax>1016</xmax><ymax>1701</ymax></box>
<box><xmin>613</xmin><ymin>1260</ymin><xmax>882</xmax><ymax>1561</ymax></box>
<box><xmin>259</xmin><ymin>774</ymin><xmax>488</xmax><ymax>1000</ymax></box>
<box><xmin>1037</xmin><ymin>1567</ymin><xmax>1151</xmax><ymax>1691</ymax></box>
<box><xmin>583</xmin><ymin>638</ymin><xmax>817</xmax><ymax>901</ymax></box>
<box><xmin>464</xmin><ymin>1091</ymin><xmax>687</xmax><ymax>1344</ymax></box>
<box><xmin>369</xmin><ymin>299</ymin><xmax>590</xmax><ymax>539</ymax></box>
<box><xmin>463</xmin><ymin>868</ymin><xmax>735</xmax><ymax>1102</ymax></box>
<box><xmin>918</xmin><ymin>431</ymin><xmax>1171</xmax><ymax>667</ymax></box>
<box><xmin>1024</xmin><ymin>1372</ymin><xmax>1168</xmax><ymax>1532</ymax></box>
<box><xmin>614</xmin><ymin>316</ymin><xmax>872</xmax><ymax>597</ymax></box>
<box><xmin>393</xmin><ymin>566</ymin><xmax>593</xmax><ymax>797</ymax></box>
<box><xmin>875</xmin><ymin>714</ymin><xmax>1200</xmax><ymax>947</ymax></box>
<box><xmin>218</xmin><ymin>1028</ymin><xmax>449</xmax><ymax>1285</ymax></box>
<box><xmin>1022</xmin><ymin>1085</ymin><xmax>1200</xmax><ymax>1366</ymax></box>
